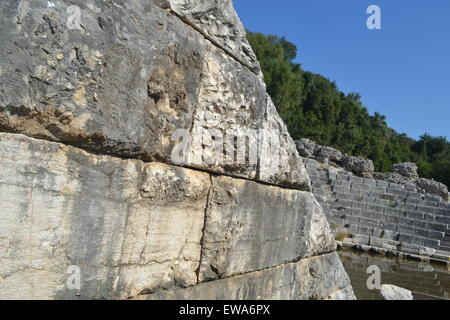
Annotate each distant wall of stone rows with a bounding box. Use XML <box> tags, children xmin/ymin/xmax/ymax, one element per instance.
<box><xmin>304</xmin><ymin>158</ymin><xmax>450</xmax><ymax>256</ymax></box>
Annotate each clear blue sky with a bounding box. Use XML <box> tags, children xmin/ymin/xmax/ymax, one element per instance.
<box><xmin>234</xmin><ymin>0</ymin><xmax>450</xmax><ymax>140</ymax></box>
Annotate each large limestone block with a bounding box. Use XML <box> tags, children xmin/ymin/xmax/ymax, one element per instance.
<box><xmin>0</xmin><ymin>132</ymin><xmax>208</xmax><ymax>299</ymax></box>
<box><xmin>135</xmin><ymin>252</ymin><xmax>356</xmax><ymax>300</ymax></box>
<box><xmin>153</xmin><ymin>0</ymin><xmax>260</xmax><ymax>73</ymax></box>
<box><xmin>198</xmin><ymin>175</ymin><xmax>336</xmax><ymax>282</ymax></box>
<box><xmin>0</xmin><ymin>0</ymin><xmax>309</xmax><ymax>190</ymax></box>
<box><xmin>186</xmin><ymin>43</ymin><xmax>309</xmax><ymax>189</ymax></box>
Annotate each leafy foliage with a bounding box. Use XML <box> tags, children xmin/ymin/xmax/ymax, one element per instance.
<box><xmin>247</xmin><ymin>31</ymin><xmax>450</xmax><ymax>187</ymax></box>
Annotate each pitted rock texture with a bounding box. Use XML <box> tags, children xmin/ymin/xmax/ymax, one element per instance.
<box><xmin>0</xmin><ymin>132</ymin><xmax>208</xmax><ymax>299</ymax></box>
<box><xmin>380</xmin><ymin>284</ymin><xmax>413</xmax><ymax>300</ymax></box>
<box><xmin>154</xmin><ymin>0</ymin><xmax>261</xmax><ymax>73</ymax></box>
<box><xmin>135</xmin><ymin>252</ymin><xmax>356</xmax><ymax>300</ymax></box>
<box><xmin>391</xmin><ymin>162</ymin><xmax>419</xmax><ymax>179</ymax></box>
<box><xmin>0</xmin><ymin>133</ymin><xmax>352</xmax><ymax>300</ymax></box>
<box><xmin>0</xmin><ymin>0</ymin><xmax>309</xmax><ymax>190</ymax></box>
<box><xmin>340</xmin><ymin>156</ymin><xmax>375</xmax><ymax>178</ymax></box>
<box><xmin>198</xmin><ymin>176</ymin><xmax>336</xmax><ymax>282</ymax></box>
<box><xmin>0</xmin><ymin>0</ymin><xmax>354</xmax><ymax>300</ymax></box>
<box><xmin>416</xmin><ymin>178</ymin><xmax>449</xmax><ymax>203</ymax></box>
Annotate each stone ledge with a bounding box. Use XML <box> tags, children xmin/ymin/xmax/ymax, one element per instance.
<box><xmin>134</xmin><ymin>252</ymin><xmax>356</xmax><ymax>300</ymax></box>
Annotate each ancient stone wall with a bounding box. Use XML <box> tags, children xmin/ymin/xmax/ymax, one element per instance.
<box><xmin>304</xmin><ymin>157</ymin><xmax>450</xmax><ymax>261</ymax></box>
<box><xmin>0</xmin><ymin>0</ymin><xmax>354</xmax><ymax>299</ymax></box>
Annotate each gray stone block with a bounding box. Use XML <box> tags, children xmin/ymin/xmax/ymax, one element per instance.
<box><xmin>410</xmin><ymin>236</ymin><xmax>426</xmax><ymax>246</ymax></box>
<box><xmin>427</xmin><ymin>222</ymin><xmax>448</xmax><ymax>232</ymax></box>
<box><xmin>416</xmin><ymin>205</ymin><xmax>437</xmax><ymax>215</ymax></box>
<box><xmin>424</xmin><ymin>214</ymin><xmax>437</xmax><ymax>222</ymax></box>
<box><xmin>405</xmin><ymin>197</ymin><xmax>422</xmax><ymax>205</ymax></box>
<box><xmin>352</xmin><ymin>184</ymin><xmax>373</xmax><ymax>192</ymax></box>
<box><xmin>358</xmin><ymin>226</ymin><xmax>374</xmax><ymax>235</ymax></box>
<box><xmin>403</xmin><ymin>201</ymin><xmax>417</xmax><ymax>211</ymax></box>
<box><xmin>382</xmin><ymin>230</ymin><xmax>399</xmax><ymax>241</ymax></box>
<box><xmin>372</xmin><ymin>228</ymin><xmax>384</xmax><ymax>238</ymax></box>
<box><xmin>412</xmin><ymin>220</ymin><xmax>427</xmax><ymax>229</ymax></box>
<box><xmin>200</xmin><ymin>176</ymin><xmax>337</xmax><ymax>281</ymax></box>
<box><xmin>348</xmin><ymin>225</ymin><xmax>359</xmax><ymax>234</ymax></box>
<box><xmin>349</xmin><ymin>176</ymin><xmax>365</xmax><ymax>185</ymax></box>
<box><xmin>414</xmin><ymin>228</ymin><xmax>429</xmax><ymax>238</ymax></box>
<box><xmin>428</xmin><ymin>230</ymin><xmax>445</xmax><ymax>240</ymax></box>
<box><xmin>332</xmin><ymin>185</ymin><xmax>350</xmax><ymax>194</ymax></box>
<box><xmin>365</xmin><ymin>203</ymin><xmax>385</xmax><ymax>214</ymax></box>
<box><xmin>369</xmin><ymin>236</ymin><xmax>384</xmax><ymax>247</ymax></box>
<box><xmin>424</xmin><ymin>194</ymin><xmax>442</xmax><ymax>202</ymax></box>
<box><xmin>137</xmin><ymin>252</ymin><xmax>356</xmax><ymax>300</ymax></box>
<box><xmin>376</xmin><ymin>180</ymin><xmax>389</xmax><ymax>188</ymax></box>
<box><xmin>374</xmin><ymin>198</ymin><xmax>390</xmax><ymax>207</ymax></box>
<box><xmin>397</xmin><ymin>224</ymin><xmax>414</xmax><ymax>234</ymax></box>
<box><xmin>386</xmin><ymin>216</ymin><xmax>399</xmax><ymax>225</ymax></box>
<box><xmin>398</xmin><ymin>217</ymin><xmax>412</xmax><ymax>226</ymax></box>
<box><xmin>399</xmin><ymin>234</ymin><xmax>412</xmax><ymax>243</ymax></box>
<box><xmin>352</xmin><ymin>202</ymin><xmax>366</xmax><ymax>210</ymax></box>
<box><xmin>359</xmin><ymin>218</ymin><xmax>380</xmax><ymax>228</ymax></box>
<box><xmin>337</xmin><ymin>174</ymin><xmax>350</xmax><ymax>181</ymax></box>
<box><xmin>423</xmin><ymin>200</ymin><xmax>438</xmax><ymax>208</ymax></box>
<box><xmin>401</xmin><ymin>243</ymin><xmax>420</xmax><ymax>254</ymax></box>
<box><xmin>407</xmin><ymin>192</ymin><xmax>423</xmax><ymax>200</ymax></box>
<box><xmin>388</xmin><ymin>182</ymin><xmax>403</xmax><ymax>189</ymax></box>
<box><xmin>347</xmin><ymin>216</ymin><xmax>360</xmax><ymax>225</ymax></box>
<box><xmin>388</xmin><ymin>188</ymin><xmax>408</xmax><ymax>198</ymax></box>
<box><xmin>436</xmin><ymin>216</ymin><xmax>450</xmax><ymax>224</ymax></box>
<box><xmin>405</xmin><ymin>211</ymin><xmax>424</xmax><ymax>220</ymax></box>
<box><xmin>382</xmin><ymin>223</ymin><xmax>398</xmax><ymax>232</ymax></box>
<box><xmin>425</xmin><ymin>239</ymin><xmax>440</xmax><ymax>249</ymax></box>
<box><xmin>353</xmin><ymin>234</ymin><xmax>370</xmax><ymax>245</ymax></box>
<box><xmin>336</xmin><ymin>198</ymin><xmax>352</xmax><ymax>208</ymax></box>
<box><xmin>385</xmin><ymin>207</ymin><xmax>405</xmax><ymax>216</ymax></box>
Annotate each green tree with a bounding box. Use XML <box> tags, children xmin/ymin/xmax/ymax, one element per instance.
<box><xmin>246</xmin><ymin>31</ymin><xmax>450</xmax><ymax>188</ymax></box>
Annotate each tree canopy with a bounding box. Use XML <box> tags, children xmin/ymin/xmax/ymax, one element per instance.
<box><xmin>247</xmin><ymin>31</ymin><xmax>450</xmax><ymax>188</ymax></box>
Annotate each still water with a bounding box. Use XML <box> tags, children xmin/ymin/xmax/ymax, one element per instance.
<box><xmin>339</xmin><ymin>248</ymin><xmax>450</xmax><ymax>300</ymax></box>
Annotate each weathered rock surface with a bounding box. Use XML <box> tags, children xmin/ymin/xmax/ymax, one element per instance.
<box><xmin>391</xmin><ymin>162</ymin><xmax>419</xmax><ymax>179</ymax></box>
<box><xmin>373</xmin><ymin>172</ymin><xmax>416</xmax><ymax>188</ymax></box>
<box><xmin>198</xmin><ymin>176</ymin><xmax>336</xmax><ymax>281</ymax></box>
<box><xmin>135</xmin><ymin>252</ymin><xmax>356</xmax><ymax>300</ymax></box>
<box><xmin>0</xmin><ymin>132</ymin><xmax>208</xmax><ymax>299</ymax></box>
<box><xmin>0</xmin><ymin>0</ymin><xmax>355</xmax><ymax>301</ymax></box>
<box><xmin>295</xmin><ymin>138</ymin><xmax>343</xmax><ymax>163</ymax></box>
<box><xmin>380</xmin><ymin>284</ymin><xmax>413</xmax><ymax>300</ymax></box>
<box><xmin>154</xmin><ymin>0</ymin><xmax>260</xmax><ymax>73</ymax></box>
<box><xmin>315</xmin><ymin>145</ymin><xmax>343</xmax><ymax>163</ymax></box>
<box><xmin>0</xmin><ymin>0</ymin><xmax>309</xmax><ymax>190</ymax></box>
<box><xmin>415</xmin><ymin>178</ymin><xmax>449</xmax><ymax>202</ymax></box>
<box><xmin>0</xmin><ymin>132</ymin><xmax>351</xmax><ymax>300</ymax></box>
<box><xmin>341</xmin><ymin>156</ymin><xmax>375</xmax><ymax>178</ymax></box>
<box><xmin>295</xmin><ymin>138</ymin><xmax>317</xmax><ymax>157</ymax></box>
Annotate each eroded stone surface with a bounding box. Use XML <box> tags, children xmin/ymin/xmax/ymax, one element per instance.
<box><xmin>0</xmin><ymin>132</ymin><xmax>208</xmax><ymax>299</ymax></box>
<box><xmin>198</xmin><ymin>175</ymin><xmax>336</xmax><ymax>281</ymax></box>
<box><xmin>0</xmin><ymin>0</ymin><xmax>309</xmax><ymax>190</ymax></box>
<box><xmin>380</xmin><ymin>284</ymin><xmax>413</xmax><ymax>300</ymax></box>
<box><xmin>155</xmin><ymin>0</ymin><xmax>261</xmax><ymax>73</ymax></box>
<box><xmin>135</xmin><ymin>252</ymin><xmax>355</xmax><ymax>300</ymax></box>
